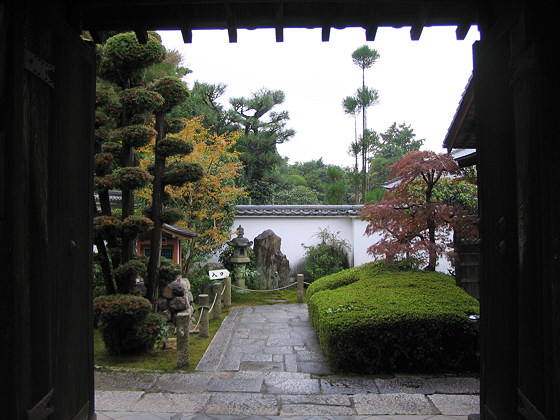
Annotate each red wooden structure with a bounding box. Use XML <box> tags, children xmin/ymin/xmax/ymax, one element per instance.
<box><xmin>137</xmin><ymin>224</ymin><xmax>196</xmax><ymax>266</ymax></box>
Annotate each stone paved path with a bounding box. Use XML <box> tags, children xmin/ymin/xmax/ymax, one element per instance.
<box><xmin>95</xmin><ymin>304</ymin><xmax>480</xmax><ymax>419</ymax></box>
<box><xmin>196</xmin><ymin>304</ymin><xmax>331</xmax><ymax>375</ymax></box>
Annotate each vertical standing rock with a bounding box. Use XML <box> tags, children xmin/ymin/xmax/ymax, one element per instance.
<box><xmin>253</xmin><ymin>229</ymin><xmax>290</xmax><ymax>289</ymax></box>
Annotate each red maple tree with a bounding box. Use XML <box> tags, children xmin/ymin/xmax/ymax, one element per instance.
<box><xmin>360</xmin><ymin>151</ymin><xmax>475</xmax><ymax>271</ymax></box>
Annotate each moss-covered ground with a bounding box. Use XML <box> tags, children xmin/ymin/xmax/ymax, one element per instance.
<box><xmin>94</xmin><ymin>287</ymin><xmax>304</xmax><ymax>373</ymax></box>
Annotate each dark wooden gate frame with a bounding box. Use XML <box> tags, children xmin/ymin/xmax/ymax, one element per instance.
<box><xmin>2</xmin><ymin>1</ymin><xmax>559</xmax><ymax>419</ymax></box>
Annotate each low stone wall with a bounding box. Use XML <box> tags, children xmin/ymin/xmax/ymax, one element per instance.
<box><xmin>157</xmin><ymin>277</ymin><xmax>195</xmax><ymax>324</ymax></box>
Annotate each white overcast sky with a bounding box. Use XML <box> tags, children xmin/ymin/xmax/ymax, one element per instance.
<box><xmin>158</xmin><ymin>26</ymin><xmax>479</xmax><ymax>168</ymax></box>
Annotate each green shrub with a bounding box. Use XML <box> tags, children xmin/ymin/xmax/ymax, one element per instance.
<box><xmin>93</xmin><ymin>294</ymin><xmax>158</xmax><ymax>355</ymax></box>
<box><xmin>158</xmin><ymin>258</ymin><xmax>181</xmax><ymax>287</ymax></box>
<box><xmin>302</xmin><ymin>228</ymin><xmax>351</xmax><ymax>282</ymax></box>
<box><xmin>142</xmin><ymin>312</ymin><xmax>169</xmax><ymax>350</ymax></box>
<box><xmin>186</xmin><ymin>260</ymin><xmax>210</xmax><ymax>298</ymax></box>
<box><xmin>113</xmin><ymin>256</ymin><xmax>148</xmax><ymax>287</ymax></box>
<box><xmin>308</xmin><ymin>262</ymin><xmax>479</xmax><ymax>373</ymax></box>
<box><xmin>307</xmin><ymin>259</ymin><xmax>419</xmax><ymax>299</ymax></box>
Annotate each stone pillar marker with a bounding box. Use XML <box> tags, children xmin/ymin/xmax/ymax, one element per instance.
<box><xmin>297</xmin><ymin>274</ymin><xmax>304</xmax><ymax>304</ymax></box>
<box><xmin>227</xmin><ymin>225</ymin><xmax>253</xmax><ymax>290</ymax></box>
<box><xmin>211</xmin><ymin>282</ymin><xmax>222</xmax><ymax>320</ymax></box>
<box><xmin>198</xmin><ymin>294</ymin><xmax>209</xmax><ymax>338</ymax></box>
<box><xmin>176</xmin><ymin>311</ymin><xmax>191</xmax><ymax>368</ymax></box>
<box><xmin>223</xmin><ymin>276</ymin><xmax>232</xmax><ymax>307</ymax></box>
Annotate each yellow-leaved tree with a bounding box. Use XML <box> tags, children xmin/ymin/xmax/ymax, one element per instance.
<box><xmin>139</xmin><ymin>117</ymin><xmax>246</xmax><ymax>273</ymax></box>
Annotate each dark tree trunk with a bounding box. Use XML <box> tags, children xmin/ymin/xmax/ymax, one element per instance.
<box><xmin>95</xmin><ymin>238</ymin><xmax>115</xmax><ymax>294</ymax></box>
<box><xmin>426</xmin><ymin>220</ymin><xmax>437</xmax><ymax>271</ymax></box>
<box><xmin>98</xmin><ymin>188</ymin><xmax>112</xmax><ymax>216</ymax></box>
<box><xmin>118</xmin><ymin>103</ymin><xmax>135</xmax><ymax>293</ymax></box>
<box><xmin>146</xmin><ymin>112</ymin><xmax>166</xmax><ymax>306</ymax></box>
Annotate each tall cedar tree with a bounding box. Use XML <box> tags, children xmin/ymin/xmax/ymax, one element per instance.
<box><xmin>360</xmin><ymin>151</ymin><xmax>475</xmax><ymax>271</ymax></box>
<box><xmin>342</xmin><ymin>96</ymin><xmax>361</xmax><ymax>200</ymax></box>
<box><xmin>345</xmin><ymin>45</ymin><xmax>380</xmax><ymax>202</ymax></box>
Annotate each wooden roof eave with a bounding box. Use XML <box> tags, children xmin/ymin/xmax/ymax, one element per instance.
<box><xmin>443</xmin><ymin>76</ymin><xmax>476</xmax><ymax>151</ymax></box>
<box><xmin>76</xmin><ymin>0</ymin><xmax>479</xmax><ymax>42</ymax></box>
<box><xmin>162</xmin><ymin>223</ymin><xmax>197</xmax><ymax>239</ymax></box>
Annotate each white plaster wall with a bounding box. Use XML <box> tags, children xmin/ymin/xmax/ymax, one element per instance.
<box><xmin>352</xmin><ymin>218</ymin><xmax>377</xmax><ymax>267</ymax></box>
<box><xmin>232</xmin><ymin>216</ymin><xmax>360</xmax><ymax>276</ymax></box>
<box><xmin>210</xmin><ymin>214</ymin><xmax>452</xmax><ymax>276</ymax></box>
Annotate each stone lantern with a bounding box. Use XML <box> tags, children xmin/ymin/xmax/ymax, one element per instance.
<box><xmin>227</xmin><ymin>225</ymin><xmax>253</xmax><ymax>289</ymax></box>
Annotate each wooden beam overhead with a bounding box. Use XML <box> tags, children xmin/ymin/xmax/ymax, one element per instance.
<box><xmin>228</xmin><ymin>26</ymin><xmax>237</xmax><ymax>42</ymax></box>
<box><xmin>275</xmin><ymin>26</ymin><xmax>284</xmax><ymax>42</ymax></box>
<box><xmin>410</xmin><ymin>23</ymin><xmax>423</xmax><ymax>40</ymax></box>
<box><xmin>322</xmin><ymin>26</ymin><xmax>330</xmax><ymax>42</ymax></box>
<box><xmin>79</xmin><ymin>1</ymin><xmax>480</xmax><ymax>40</ymax></box>
<box><xmin>456</xmin><ymin>23</ymin><xmax>471</xmax><ymax>40</ymax></box>
<box><xmin>181</xmin><ymin>27</ymin><xmax>193</xmax><ymax>43</ymax></box>
<box><xmin>275</xmin><ymin>2</ymin><xmax>284</xmax><ymax>42</ymax></box>
<box><xmin>135</xmin><ymin>29</ymin><xmax>149</xmax><ymax>44</ymax></box>
<box><xmin>410</xmin><ymin>4</ymin><xmax>428</xmax><ymax>41</ymax></box>
<box><xmin>89</xmin><ymin>30</ymin><xmax>106</xmax><ymax>44</ymax></box>
<box><xmin>224</xmin><ymin>3</ymin><xmax>237</xmax><ymax>43</ymax></box>
<box><xmin>365</xmin><ymin>3</ymin><xmax>379</xmax><ymax>42</ymax></box>
<box><xmin>366</xmin><ymin>24</ymin><xmax>378</xmax><ymax>41</ymax></box>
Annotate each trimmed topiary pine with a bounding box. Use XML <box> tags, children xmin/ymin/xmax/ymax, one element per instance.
<box><xmin>162</xmin><ymin>161</ymin><xmax>203</xmax><ymax>186</ymax></box>
<box><xmin>93</xmin><ymin>215</ymin><xmax>122</xmax><ymax>239</ymax></box>
<box><xmin>97</xmin><ymin>32</ymin><xmax>166</xmax><ymax>86</ymax></box>
<box><xmin>122</xmin><ymin>215</ymin><xmax>154</xmax><ymax>237</ymax></box>
<box><xmin>113</xmin><ymin>256</ymin><xmax>148</xmax><ymax>294</ymax></box>
<box><xmin>121</xmin><ymin>87</ymin><xmax>164</xmax><ymax>116</ymax></box>
<box><xmin>157</xmin><ymin>136</ymin><xmax>193</xmax><ymax>157</ymax></box>
<box><xmin>114</xmin><ymin>125</ymin><xmax>157</xmax><ymax>148</ymax></box>
<box><xmin>164</xmin><ymin>117</ymin><xmax>187</xmax><ymax>134</ymax></box>
<box><xmin>94</xmin><ymin>152</ymin><xmax>117</xmax><ymax>176</ymax></box>
<box><xmin>95</xmin><ymin>79</ymin><xmax>122</xmax><ymax>118</ymax></box>
<box><xmin>151</xmin><ymin>76</ymin><xmax>189</xmax><ymax>114</ymax></box>
<box><xmin>113</xmin><ymin>166</ymin><xmax>153</xmax><ymax>190</ymax></box>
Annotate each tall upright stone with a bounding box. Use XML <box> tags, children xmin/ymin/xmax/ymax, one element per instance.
<box><xmin>253</xmin><ymin>229</ymin><xmax>290</xmax><ymax>289</ymax></box>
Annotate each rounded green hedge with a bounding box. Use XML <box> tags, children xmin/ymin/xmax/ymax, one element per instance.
<box><xmin>307</xmin><ymin>262</ymin><xmax>479</xmax><ymax>373</ymax></box>
<box><xmin>93</xmin><ymin>294</ymin><xmax>159</xmax><ymax>355</ymax></box>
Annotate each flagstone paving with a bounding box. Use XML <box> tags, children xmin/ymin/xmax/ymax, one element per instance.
<box><xmin>96</xmin><ymin>304</ymin><xmax>480</xmax><ymax>419</ymax></box>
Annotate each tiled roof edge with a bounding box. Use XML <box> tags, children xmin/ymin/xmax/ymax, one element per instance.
<box><xmin>236</xmin><ymin>205</ymin><xmax>363</xmax><ymax>217</ymax></box>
